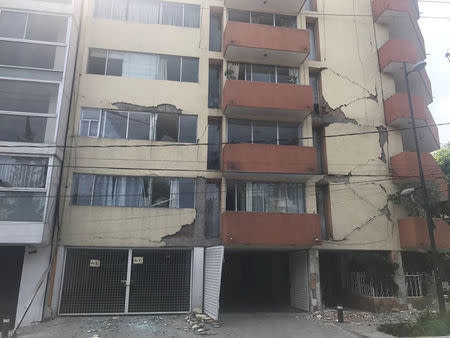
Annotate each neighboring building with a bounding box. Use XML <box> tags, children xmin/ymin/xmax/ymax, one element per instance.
<box><xmin>48</xmin><ymin>0</ymin><xmax>447</xmax><ymax>320</ymax></box>
<box><xmin>0</xmin><ymin>0</ymin><xmax>81</xmax><ymax>329</ymax></box>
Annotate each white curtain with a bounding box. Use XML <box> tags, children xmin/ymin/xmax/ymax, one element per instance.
<box><xmin>118</xmin><ymin>52</ymin><xmax>158</xmax><ymax>79</ymax></box>
<box><xmin>158</xmin><ymin>56</ymin><xmax>168</xmax><ymax>80</ymax></box>
<box><xmin>161</xmin><ymin>2</ymin><xmax>183</xmax><ymax>26</ymax></box>
<box><xmin>251</xmin><ymin>183</ymin><xmax>264</xmax><ymax>212</ymax></box>
<box><xmin>149</xmin><ymin>113</ymin><xmax>157</xmax><ymax>141</ymax></box>
<box><xmin>227</xmin><ymin>62</ymin><xmax>240</xmax><ymax>80</ymax></box>
<box><xmin>0</xmin><ymin>156</ymin><xmax>47</xmax><ymax>188</ymax></box>
<box><xmin>183</xmin><ymin>4</ymin><xmax>200</xmax><ymax>28</ymax></box>
<box><xmin>94</xmin><ymin>0</ymin><xmax>113</xmax><ymax>18</ymax></box>
<box><xmin>93</xmin><ymin>175</ymin><xmax>115</xmax><ymax>206</ymax></box>
<box><xmin>169</xmin><ymin>179</ymin><xmax>179</xmax><ymax>208</ymax></box>
<box><xmin>245</xmin><ymin>182</ymin><xmax>253</xmax><ymax>212</ymax></box>
<box><xmin>128</xmin><ymin>0</ymin><xmax>160</xmax><ymax>24</ymax></box>
<box><xmin>111</xmin><ymin>0</ymin><xmax>127</xmax><ymax>20</ymax></box>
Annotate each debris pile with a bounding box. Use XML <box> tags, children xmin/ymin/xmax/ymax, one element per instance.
<box><xmin>184</xmin><ymin>312</ymin><xmax>222</xmax><ymax>335</ymax></box>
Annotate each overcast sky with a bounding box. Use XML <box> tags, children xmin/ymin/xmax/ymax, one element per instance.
<box><xmin>418</xmin><ymin>1</ymin><xmax>450</xmax><ymax>146</ymax></box>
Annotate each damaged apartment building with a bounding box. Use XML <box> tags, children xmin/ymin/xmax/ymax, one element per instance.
<box><xmin>1</xmin><ymin>0</ymin><xmax>449</xmax><ymax>328</ymax></box>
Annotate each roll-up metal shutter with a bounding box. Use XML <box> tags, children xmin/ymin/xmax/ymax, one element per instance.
<box><xmin>203</xmin><ymin>246</ymin><xmax>224</xmax><ymax>320</ymax></box>
<box><xmin>289</xmin><ymin>251</ymin><xmax>309</xmax><ymax>311</ymax></box>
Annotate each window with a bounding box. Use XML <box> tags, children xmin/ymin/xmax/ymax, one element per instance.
<box><xmin>206</xmin><ymin>182</ymin><xmax>220</xmax><ymax>237</ymax></box>
<box><xmin>228</xmin><ymin>119</ymin><xmax>301</xmax><ymax>145</ymax></box>
<box><xmin>228</xmin><ymin>62</ymin><xmax>299</xmax><ymax>84</ymax></box>
<box><xmin>0</xmin><ymin>41</ymin><xmax>65</xmax><ymax>70</ymax></box>
<box><xmin>307</xmin><ymin>21</ymin><xmax>319</xmax><ymax>60</ymax></box>
<box><xmin>226</xmin><ymin>181</ymin><xmax>305</xmax><ymax>214</ymax></box>
<box><xmin>207</xmin><ymin>119</ymin><xmax>221</xmax><ymax>170</ymax></box>
<box><xmin>72</xmin><ymin>174</ymin><xmax>195</xmax><ymax>209</ymax></box>
<box><xmin>0</xmin><ymin>79</ymin><xmax>59</xmax><ymax>114</ymax></box>
<box><xmin>94</xmin><ymin>0</ymin><xmax>200</xmax><ymax>28</ymax></box>
<box><xmin>87</xmin><ymin>49</ymin><xmax>199</xmax><ymax>83</ymax></box>
<box><xmin>0</xmin><ymin>156</ymin><xmax>48</xmax><ymax>188</ymax></box>
<box><xmin>303</xmin><ymin>0</ymin><xmax>317</xmax><ymax>11</ymax></box>
<box><xmin>313</xmin><ymin>127</ymin><xmax>326</xmax><ymax>173</ymax></box>
<box><xmin>316</xmin><ymin>183</ymin><xmax>331</xmax><ymax>240</ymax></box>
<box><xmin>209</xmin><ymin>11</ymin><xmax>222</xmax><ymax>52</ymax></box>
<box><xmin>0</xmin><ymin>11</ymin><xmax>68</xmax><ymax>43</ymax></box>
<box><xmin>208</xmin><ymin>63</ymin><xmax>221</xmax><ymax>108</ymax></box>
<box><xmin>79</xmin><ymin>108</ymin><xmax>197</xmax><ymax>143</ymax></box>
<box><xmin>0</xmin><ymin>191</ymin><xmax>46</xmax><ymax>222</ymax></box>
<box><xmin>228</xmin><ymin>9</ymin><xmax>296</xmax><ymax>28</ymax></box>
<box><xmin>309</xmin><ymin>73</ymin><xmax>320</xmax><ymax>115</ymax></box>
<box><xmin>0</xmin><ymin>115</ymin><xmax>54</xmax><ymax>143</ymax></box>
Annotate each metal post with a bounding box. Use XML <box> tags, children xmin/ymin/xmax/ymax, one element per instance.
<box><xmin>403</xmin><ymin>62</ymin><xmax>446</xmax><ymax>314</ymax></box>
<box><xmin>337</xmin><ymin>305</ymin><xmax>344</xmax><ymax>323</ymax></box>
<box><xmin>1</xmin><ymin>317</ymin><xmax>10</xmax><ymax>338</ymax></box>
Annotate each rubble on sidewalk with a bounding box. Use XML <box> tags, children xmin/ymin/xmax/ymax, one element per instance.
<box><xmin>185</xmin><ymin>312</ymin><xmax>222</xmax><ymax>335</ymax></box>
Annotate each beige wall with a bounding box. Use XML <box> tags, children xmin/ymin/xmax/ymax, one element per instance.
<box><xmin>60</xmin><ymin>0</ymin><xmax>408</xmax><ymax>250</ymax></box>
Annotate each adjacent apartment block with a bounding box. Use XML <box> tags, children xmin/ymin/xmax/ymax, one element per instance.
<box><xmin>43</xmin><ymin>0</ymin><xmax>448</xmax><ymax>321</ymax></box>
<box><xmin>0</xmin><ymin>0</ymin><xmax>81</xmax><ymax>329</ymax></box>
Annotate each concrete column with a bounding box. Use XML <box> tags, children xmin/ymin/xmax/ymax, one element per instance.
<box><xmin>390</xmin><ymin>251</ymin><xmax>408</xmax><ymax>308</ymax></box>
<box><xmin>308</xmin><ymin>249</ymin><xmax>322</xmax><ymax>312</ymax></box>
<box><xmin>44</xmin><ymin>245</ymin><xmax>65</xmax><ymax>320</ymax></box>
<box><xmin>191</xmin><ymin>247</ymin><xmax>205</xmax><ymax>313</ymax></box>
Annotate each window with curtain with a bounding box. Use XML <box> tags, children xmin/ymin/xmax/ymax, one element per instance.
<box><xmin>307</xmin><ymin>22</ymin><xmax>317</xmax><ymax>60</ymax></box>
<box><xmin>228</xmin><ymin>119</ymin><xmax>301</xmax><ymax>145</ymax></box>
<box><xmin>226</xmin><ymin>181</ymin><xmax>305</xmax><ymax>214</ymax></box>
<box><xmin>0</xmin><ymin>191</ymin><xmax>46</xmax><ymax>222</ymax></box>
<box><xmin>230</xmin><ymin>63</ymin><xmax>299</xmax><ymax>84</ymax></box>
<box><xmin>227</xmin><ymin>9</ymin><xmax>296</xmax><ymax>28</ymax></box>
<box><xmin>72</xmin><ymin>174</ymin><xmax>195</xmax><ymax>209</ymax></box>
<box><xmin>0</xmin><ymin>156</ymin><xmax>48</xmax><ymax>188</ymax></box>
<box><xmin>87</xmin><ymin>49</ymin><xmax>199</xmax><ymax>83</ymax></box>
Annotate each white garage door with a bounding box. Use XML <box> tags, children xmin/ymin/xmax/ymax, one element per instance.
<box><xmin>203</xmin><ymin>246</ymin><xmax>224</xmax><ymax>320</ymax></box>
<box><xmin>289</xmin><ymin>251</ymin><xmax>309</xmax><ymax>311</ymax></box>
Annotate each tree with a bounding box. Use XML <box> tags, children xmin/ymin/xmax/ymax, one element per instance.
<box><xmin>433</xmin><ymin>142</ymin><xmax>450</xmax><ymax>188</ymax></box>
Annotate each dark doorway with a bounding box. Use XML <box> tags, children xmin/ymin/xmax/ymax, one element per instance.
<box><xmin>0</xmin><ymin>246</ymin><xmax>25</xmax><ymax>329</ymax></box>
<box><xmin>220</xmin><ymin>251</ymin><xmax>292</xmax><ymax>312</ymax></box>
<box><xmin>319</xmin><ymin>251</ymin><xmax>343</xmax><ymax>307</ymax></box>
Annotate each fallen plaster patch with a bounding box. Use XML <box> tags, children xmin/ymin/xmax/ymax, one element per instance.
<box><xmin>112</xmin><ymin>102</ymin><xmax>182</xmax><ymax>114</ymax></box>
<box><xmin>376</xmin><ymin>125</ymin><xmax>388</xmax><ymax>163</ymax></box>
<box><xmin>162</xmin><ymin>221</ymin><xmax>195</xmax><ymax>241</ymax></box>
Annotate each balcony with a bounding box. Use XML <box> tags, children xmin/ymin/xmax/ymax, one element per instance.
<box><xmin>223</xmin><ymin>21</ymin><xmax>310</xmax><ymax>65</ymax></box>
<box><xmin>399</xmin><ymin>217</ymin><xmax>450</xmax><ymax>251</ymax></box>
<box><xmin>223</xmin><ymin>79</ymin><xmax>313</xmax><ymax>121</ymax></box>
<box><xmin>390</xmin><ymin>152</ymin><xmax>448</xmax><ymax>200</ymax></box>
<box><xmin>372</xmin><ymin>0</ymin><xmax>424</xmax><ymax>55</ymax></box>
<box><xmin>384</xmin><ymin>93</ymin><xmax>439</xmax><ymax>152</ymax></box>
<box><xmin>224</xmin><ymin>0</ymin><xmax>307</xmax><ymax>15</ymax></box>
<box><xmin>222</xmin><ymin>143</ymin><xmax>318</xmax><ymax>178</ymax></box>
<box><xmin>378</xmin><ymin>39</ymin><xmax>422</xmax><ymax>74</ymax></box>
<box><xmin>221</xmin><ymin>211</ymin><xmax>321</xmax><ymax>246</ymax></box>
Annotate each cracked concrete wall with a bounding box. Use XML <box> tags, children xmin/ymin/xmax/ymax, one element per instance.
<box><xmin>308</xmin><ymin>0</ymin><xmax>403</xmax><ymax>251</ymax></box>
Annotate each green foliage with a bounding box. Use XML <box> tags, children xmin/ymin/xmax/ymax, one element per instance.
<box><xmin>224</xmin><ymin>69</ymin><xmax>236</xmax><ymax>80</ymax></box>
<box><xmin>433</xmin><ymin>142</ymin><xmax>450</xmax><ymax>184</ymax></box>
<box><xmin>378</xmin><ymin>311</ymin><xmax>450</xmax><ymax>337</ymax></box>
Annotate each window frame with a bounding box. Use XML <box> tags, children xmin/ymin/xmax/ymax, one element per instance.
<box><xmin>227</xmin><ymin>119</ymin><xmax>302</xmax><ymax>146</ymax></box>
<box><xmin>229</xmin><ymin>62</ymin><xmax>299</xmax><ymax>84</ymax></box>
<box><xmin>227</xmin><ymin>9</ymin><xmax>297</xmax><ymax>29</ymax></box>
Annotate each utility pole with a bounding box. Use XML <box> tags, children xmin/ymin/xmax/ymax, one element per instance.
<box><xmin>403</xmin><ymin>61</ymin><xmax>446</xmax><ymax>314</ymax></box>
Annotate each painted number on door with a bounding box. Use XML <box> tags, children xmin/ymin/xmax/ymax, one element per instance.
<box><xmin>133</xmin><ymin>257</ymin><xmax>144</xmax><ymax>264</ymax></box>
<box><xmin>89</xmin><ymin>259</ymin><xmax>101</xmax><ymax>268</ymax></box>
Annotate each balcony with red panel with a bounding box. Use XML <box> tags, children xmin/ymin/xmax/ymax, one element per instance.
<box><xmin>372</xmin><ymin>0</ymin><xmax>425</xmax><ymax>56</ymax></box>
<box><xmin>222</xmin><ymin>79</ymin><xmax>313</xmax><ymax>122</ymax></box>
<box><xmin>223</xmin><ymin>21</ymin><xmax>310</xmax><ymax>66</ymax></box>
<box><xmin>221</xmin><ymin>211</ymin><xmax>321</xmax><ymax>246</ymax></box>
<box><xmin>384</xmin><ymin>93</ymin><xmax>439</xmax><ymax>152</ymax></box>
<box><xmin>399</xmin><ymin>217</ymin><xmax>450</xmax><ymax>252</ymax></box>
<box><xmin>390</xmin><ymin>152</ymin><xmax>448</xmax><ymax>200</ymax></box>
<box><xmin>224</xmin><ymin>0</ymin><xmax>307</xmax><ymax>15</ymax></box>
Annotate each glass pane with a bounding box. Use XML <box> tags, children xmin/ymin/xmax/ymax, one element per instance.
<box><xmin>228</xmin><ymin>9</ymin><xmax>250</xmax><ymax>23</ymax></box>
<box><xmin>179</xmin><ymin>178</ymin><xmax>195</xmax><ymax>208</ymax></box>
<box><xmin>251</xmin><ymin>12</ymin><xmax>273</xmax><ymax>25</ymax></box>
<box><xmin>0</xmin><ymin>41</ymin><xmax>63</xmax><ymax>70</ymax></box>
<box><xmin>277</xmin><ymin>67</ymin><xmax>290</xmax><ymax>84</ymax></box>
<box><xmin>208</xmin><ymin>64</ymin><xmax>221</xmax><ymax>108</ymax></box>
<box><xmin>251</xmin><ymin>182</ymin><xmax>265</xmax><ymax>212</ymax></box>
<box><xmin>209</xmin><ymin>13</ymin><xmax>222</xmax><ymax>52</ymax></box>
<box><xmin>106</xmin><ymin>51</ymin><xmax>124</xmax><ymax>76</ymax></box>
<box><xmin>26</xmin><ymin>13</ymin><xmax>67</xmax><ymax>43</ymax></box>
<box><xmin>310</xmin><ymin>74</ymin><xmax>320</xmax><ymax>105</ymax></box>
<box><xmin>79</xmin><ymin>121</ymin><xmax>90</xmax><ymax>137</ymax></box>
<box><xmin>161</xmin><ymin>2</ymin><xmax>183</xmax><ymax>26</ymax></box>
<box><xmin>114</xmin><ymin>176</ymin><xmax>149</xmax><ymax>207</ymax></box>
<box><xmin>89</xmin><ymin>121</ymin><xmax>99</xmax><ymax>137</ymax></box>
<box><xmin>94</xmin><ymin>0</ymin><xmax>113</xmax><ymax>18</ymax></box>
<box><xmin>184</xmin><ymin>4</ymin><xmax>200</xmax><ymax>28</ymax></box>
<box><xmin>0</xmin><ymin>191</ymin><xmax>45</xmax><ymax>222</ymax></box>
<box><xmin>0</xmin><ymin>11</ymin><xmax>27</xmax><ymax>39</ymax></box>
<box><xmin>206</xmin><ymin>183</ymin><xmax>220</xmax><ymax>237</ymax></box>
<box><xmin>92</xmin><ymin>175</ymin><xmax>114</xmax><ymax>206</ymax></box>
<box><xmin>307</xmin><ymin>22</ymin><xmax>317</xmax><ymax>60</ymax></box>
<box><xmin>87</xmin><ymin>49</ymin><xmax>107</xmax><ymax>75</ymax></box>
<box><xmin>0</xmin><ymin>156</ymin><xmax>48</xmax><ymax>188</ymax></box>
<box><xmin>181</xmin><ymin>57</ymin><xmax>199</xmax><ymax>82</ymax></box>
<box><xmin>275</xmin><ymin>15</ymin><xmax>296</xmax><ymax>28</ymax></box>
<box><xmin>228</xmin><ymin>119</ymin><xmax>251</xmax><ymax>143</ymax></box>
<box><xmin>81</xmin><ymin>108</ymin><xmax>101</xmax><ymax>121</ymax></box>
<box><xmin>278</xmin><ymin>122</ymin><xmax>299</xmax><ymax>145</ymax></box>
<box><xmin>119</xmin><ymin>53</ymin><xmax>159</xmax><ymax>79</ymax></box>
<box><xmin>236</xmin><ymin>182</ymin><xmax>247</xmax><ymax>211</ymax></box>
<box><xmin>128</xmin><ymin>112</ymin><xmax>150</xmax><ymax>140</ymax></box>
<box><xmin>253</xmin><ymin>120</ymin><xmax>277</xmax><ymax>144</ymax></box>
<box><xmin>156</xmin><ymin>113</ymin><xmax>178</xmax><ymax>142</ymax></box>
<box><xmin>128</xmin><ymin>0</ymin><xmax>160</xmax><ymax>24</ymax></box>
<box><xmin>102</xmin><ymin>111</ymin><xmax>127</xmax><ymax>139</ymax></box>
<box><xmin>111</xmin><ymin>0</ymin><xmax>127</xmax><ymax>20</ymax></box>
<box><xmin>0</xmin><ymin>79</ymin><xmax>59</xmax><ymax>114</ymax></box>
<box><xmin>179</xmin><ymin>115</ymin><xmax>197</xmax><ymax>143</ymax></box>
<box><xmin>72</xmin><ymin>174</ymin><xmax>94</xmax><ymax>206</ymax></box>
<box><xmin>252</xmin><ymin>64</ymin><xmax>275</xmax><ymax>83</ymax></box>
<box><xmin>152</xmin><ymin>178</ymin><xmax>171</xmax><ymax>207</ymax></box>
<box><xmin>226</xmin><ymin>181</ymin><xmax>235</xmax><ymax>211</ymax></box>
<box><xmin>207</xmin><ymin>120</ymin><xmax>221</xmax><ymax>170</ymax></box>
<box><xmin>159</xmin><ymin>55</ymin><xmax>181</xmax><ymax>81</ymax></box>
<box><xmin>286</xmin><ymin>184</ymin><xmax>299</xmax><ymax>213</ymax></box>
<box><xmin>0</xmin><ymin>115</ymin><xmax>49</xmax><ymax>143</ymax></box>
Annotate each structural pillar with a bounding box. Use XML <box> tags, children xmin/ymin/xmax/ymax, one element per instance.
<box><xmin>308</xmin><ymin>249</ymin><xmax>322</xmax><ymax>312</ymax></box>
<box><xmin>390</xmin><ymin>251</ymin><xmax>408</xmax><ymax>308</ymax></box>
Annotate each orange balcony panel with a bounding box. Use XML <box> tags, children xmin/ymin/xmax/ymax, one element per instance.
<box><xmin>378</xmin><ymin>39</ymin><xmax>422</xmax><ymax>73</ymax></box>
<box><xmin>373</xmin><ymin>0</ymin><xmax>419</xmax><ymax>22</ymax></box>
<box><xmin>394</xmin><ymin>68</ymin><xmax>433</xmax><ymax>105</ymax></box>
<box><xmin>221</xmin><ymin>211</ymin><xmax>321</xmax><ymax>246</ymax></box>
<box><xmin>223</xmin><ymin>21</ymin><xmax>310</xmax><ymax>65</ymax></box>
<box><xmin>223</xmin><ymin>79</ymin><xmax>313</xmax><ymax>122</ymax></box>
<box><xmin>222</xmin><ymin>143</ymin><xmax>318</xmax><ymax>176</ymax></box>
<box><xmin>384</xmin><ymin>93</ymin><xmax>439</xmax><ymax>152</ymax></box>
<box><xmin>224</xmin><ymin>0</ymin><xmax>307</xmax><ymax>15</ymax></box>
<box><xmin>399</xmin><ymin>217</ymin><xmax>450</xmax><ymax>251</ymax></box>
<box><xmin>390</xmin><ymin>152</ymin><xmax>448</xmax><ymax>200</ymax></box>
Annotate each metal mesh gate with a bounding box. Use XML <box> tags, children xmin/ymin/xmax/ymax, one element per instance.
<box><xmin>60</xmin><ymin>248</ymin><xmax>191</xmax><ymax>314</ymax></box>
<box><xmin>129</xmin><ymin>249</ymin><xmax>191</xmax><ymax>313</ymax></box>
